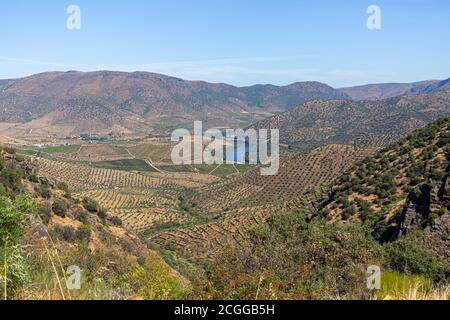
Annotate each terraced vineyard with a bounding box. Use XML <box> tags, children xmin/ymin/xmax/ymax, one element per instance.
<box><xmin>151</xmin><ymin>189</ymin><xmax>327</xmax><ymax>256</ymax></box>
<box><xmin>186</xmin><ymin>145</ymin><xmax>376</xmax><ymax>214</ymax></box>
<box><xmin>75</xmin><ymin>144</ymin><xmax>134</xmax><ymax>161</ymax></box>
<box><xmin>150</xmin><ymin>145</ymin><xmax>376</xmax><ymax>256</ymax></box>
<box><xmin>37</xmin><ymin>158</ymin><xmax>172</xmax><ymax>190</ymax></box>
<box><xmin>36</xmin><ymin>157</ymin><xmax>216</xmax><ymax>231</ymax></box>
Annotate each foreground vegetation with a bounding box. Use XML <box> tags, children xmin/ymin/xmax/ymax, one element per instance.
<box><xmin>0</xmin><ymin>147</ymin><xmax>188</xmax><ymax>300</ymax></box>
<box><xmin>1</xmin><ymin>117</ymin><xmax>449</xmax><ymax>300</ymax></box>
<box><xmin>176</xmin><ymin>209</ymin><xmax>448</xmax><ymax>300</ymax></box>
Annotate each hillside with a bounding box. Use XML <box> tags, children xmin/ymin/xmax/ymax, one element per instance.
<box><xmin>150</xmin><ymin>144</ymin><xmax>374</xmax><ymax>256</ymax></box>
<box><xmin>319</xmin><ymin>118</ymin><xmax>450</xmax><ymax>263</ymax></box>
<box><xmin>416</xmin><ymin>78</ymin><xmax>450</xmax><ymax>94</ymax></box>
<box><xmin>0</xmin><ymin>147</ymin><xmax>188</xmax><ymax>299</ymax></box>
<box><xmin>0</xmin><ymin>71</ymin><xmax>348</xmax><ymax>138</ymax></box>
<box><xmin>339</xmin><ymin>80</ymin><xmax>439</xmax><ymax>100</ymax></box>
<box><xmin>250</xmin><ymin>90</ymin><xmax>450</xmax><ymax>150</ymax></box>
<box><xmin>160</xmin><ymin>119</ymin><xmax>450</xmax><ymax>300</ymax></box>
<box><xmin>184</xmin><ymin>145</ymin><xmax>374</xmax><ymax>215</ymax></box>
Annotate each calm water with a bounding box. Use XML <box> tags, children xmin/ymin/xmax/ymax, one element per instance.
<box><xmin>225</xmin><ymin>139</ymin><xmax>249</xmax><ymax>164</ymax></box>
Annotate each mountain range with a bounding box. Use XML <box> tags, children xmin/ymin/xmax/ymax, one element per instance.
<box><xmin>339</xmin><ymin>80</ymin><xmax>439</xmax><ymax>100</ymax></box>
<box><xmin>0</xmin><ymin>71</ymin><xmax>449</xmax><ymax>138</ymax></box>
<box><xmin>0</xmin><ymin>71</ymin><xmax>347</xmax><ymax>137</ymax></box>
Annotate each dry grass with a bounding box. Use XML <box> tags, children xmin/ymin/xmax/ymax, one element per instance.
<box><xmin>381</xmin><ymin>284</ymin><xmax>449</xmax><ymax>300</ymax></box>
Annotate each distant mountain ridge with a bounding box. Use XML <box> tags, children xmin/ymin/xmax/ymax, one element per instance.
<box><xmin>0</xmin><ymin>71</ymin><xmax>348</xmax><ymax>137</ymax></box>
<box><xmin>338</xmin><ymin>80</ymin><xmax>447</xmax><ymax>100</ymax></box>
<box><xmin>0</xmin><ymin>71</ymin><xmax>449</xmax><ymax>138</ymax></box>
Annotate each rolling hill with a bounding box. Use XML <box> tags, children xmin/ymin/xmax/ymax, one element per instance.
<box><xmin>319</xmin><ymin>118</ymin><xmax>450</xmax><ymax>263</ymax></box>
<box><xmin>339</xmin><ymin>80</ymin><xmax>439</xmax><ymax>101</ymax></box>
<box><xmin>416</xmin><ymin>78</ymin><xmax>450</xmax><ymax>94</ymax></box>
<box><xmin>0</xmin><ymin>71</ymin><xmax>348</xmax><ymax>138</ymax></box>
<box><xmin>250</xmin><ymin>90</ymin><xmax>450</xmax><ymax>150</ymax></box>
<box><xmin>339</xmin><ymin>78</ymin><xmax>450</xmax><ymax>101</ymax></box>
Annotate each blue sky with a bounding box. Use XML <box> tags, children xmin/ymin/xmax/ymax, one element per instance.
<box><xmin>1</xmin><ymin>0</ymin><xmax>449</xmax><ymax>87</ymax></box>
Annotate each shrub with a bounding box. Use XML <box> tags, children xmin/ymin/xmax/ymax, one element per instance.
<box><xmin>0</xmin><ymin>183</ymin><xmax>6</xmax><ymax>197</ymax></box>
<box><xmin>125</xmin><ymin>254</ymin><xmax>186</xmax><ymax>300</ymax></box>
<box><xmin>0</xmin><ymin>244</ymin><xmax>31</xmax><ymax>299</ymax></box>
<box><xmin>98</xmin><ymin>208</ymin><xmax>108</xmax><ymax>220</ymax></box>
<box><xmin>52</xmin><ymin>224</ymin><xmax>76</xmax><ymax>242</ymax></box>
<box><xmin>36</xmin><ymin>205</ymin><xmax>52</xmax><ymax>225</ymax></box>
<box><xmin>1</xmin><ymin>147</ymin><xmax>16</xmax><ymax>155</ymax></box>
<box><xmin>383</xmin><ymin>235</ymin><xmax>448</xmax><ymax>283</ymax></box>
<box><xmin>110</xmin><ymin>216</ymin><xmax>123</xmax><ymax>226</ymax></box>
<box><xmin>0</xmin><ymin>194</ymin><xmax>34</xmax><ymax>245</ymax></box>
<box><xmin>0</xmin><ymin>168</ymin><xmax>24</xmax><ymax>189</ymax></box>
<box><xmin>57</xmin><ymin>182</ymin><xmax>71</xmax><ymax>197</ymax></box>
<box><xmin>14</xmin><ymin>155</ymin><xmax>25</xmax><ymax>163</ymax></box>
<box><xmin>74</xmin><ymin>210</ymin><xmax>88</xmax><ymax>224</ymax></box>
<box><xmin>52</xmin><ymin>199</ymin><xmax>68</xmax><ymax>218</ymax></box>
<box><xmin>82</xmin><ymin>197</ymin><xmax>99</xmax><ymax>212</ymax></box>
<box><xmin>35</xmin><ymin>184</ymin><xmax>52</xmax><ymax>199</ymax></box>
<box><xmin>0</xmin><ymin>195</ymin><xmax>35</xmax><ymax>299</ymax></box>
<box><xmin>76</xmin><ymin>224</ymin><xmax>91</xmax><ymax>242</ymax></box>
<box><xmin>341</xmin><ymin>207</ymin><xmax>355</xmax><ymax>220</ymax></box>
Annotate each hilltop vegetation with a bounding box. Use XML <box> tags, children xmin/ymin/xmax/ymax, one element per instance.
<box><xmin>250</xmin><ymin>90</ymin><xmax>450</xmax><ymax>150</ymax></box>
<box><xmin>319</xmin><ymin>118</ymin><xmax>450</xmax><ymax>265</ymax></box>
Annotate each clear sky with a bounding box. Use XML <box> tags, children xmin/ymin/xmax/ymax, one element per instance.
<box><xmin>1</xmin><ymin>0</ymin><xmax>449</xmax><ymax>87</ymax></box>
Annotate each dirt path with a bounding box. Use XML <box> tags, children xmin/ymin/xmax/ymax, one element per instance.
<box><xmin>125</xmin><ymin>147</ymin><xmax>166</xmax><ymax>173</ymax></box>
<box><xmin>144</xmin><ymin>159</ymin><xmax>166</xmax><ymax>173</ymax></box>
<box><xmin>208</xmin><ymin>164</ymin><xmax>222</xmax><ymax>175</ymax></box>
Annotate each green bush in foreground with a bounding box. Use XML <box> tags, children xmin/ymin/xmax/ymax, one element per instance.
<box><xmin>197</xmin><ymin>210</ymin><xmax>382</xmax><ymax>299</ymax></box>
<box><xmin>0</xmin><ymin>194</ymin><xmax>35</xmax><ymax>299</ymax></box>
<box><xmin>383</xmin><ymin>235</ymin><xmax>449</xmax><ymax>283</ymax></box>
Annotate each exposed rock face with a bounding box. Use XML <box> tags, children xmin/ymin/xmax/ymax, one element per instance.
<box><xmin>397</xmin><ymin>175</ymin><xmax>450</xmax><ymax>263</ymax></box>
<box><xmin>320</xmin><ymin>118</ymin><xmax>450</xmax><ymax>265</ymax></box>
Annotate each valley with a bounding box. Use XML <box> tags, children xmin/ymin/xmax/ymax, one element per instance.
<box><xmin>0</xmin><ymin>72</ymin><xmax>449</xmax><ymax>300</ymax></box>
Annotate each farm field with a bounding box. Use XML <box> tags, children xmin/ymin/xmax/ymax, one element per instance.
<box><xmin>150</xmin><ymin>145</ymin><xmax>377</xmax><ymax>257</ymax></box>
<box><xmin>91</xmin><ymin>159</ymin><xmax>157</xmax><ymax>172</ymax></box>
<box><xmin>185</xmin><ymin>144</ymin><xmax>377</xmax><ymax>215</ymax></box>
<box><xmin>151</xmin><ymin>189</ymin><xmax>327</xmax><ymax>257</ymax></box>
<box><xmin>33</xmin><ymin>142</ymin><xmax>377</xmax><ymax>248</ymax></box>
<box><xmin>35</xmin><ymin>156</ymin><xmax>218</xmax><ymax>232</ymax></box>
